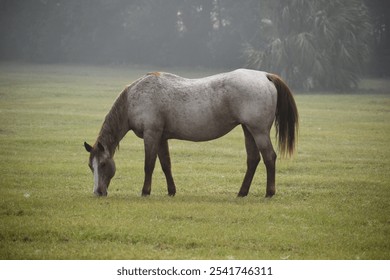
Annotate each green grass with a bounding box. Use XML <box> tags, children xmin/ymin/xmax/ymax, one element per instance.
<box><xmin>0</xmin><ymin>63</ymin><xmax>389</xmax><ymax>259</ymax></box>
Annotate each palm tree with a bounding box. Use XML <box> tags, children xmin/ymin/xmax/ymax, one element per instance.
<box><xmin>244</xmin><ymin>0</ymin><xmax>372</xmax><ymax>91</ymax></box>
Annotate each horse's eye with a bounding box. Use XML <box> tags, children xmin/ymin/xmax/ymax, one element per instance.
<box><xmin>100</xmin><ymin>162</ymin><xmax>106</xmax><ymax>169</ymax></box>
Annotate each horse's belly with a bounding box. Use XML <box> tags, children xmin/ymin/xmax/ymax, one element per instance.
<box><xmin>163</xmin><ymin>114</ymin><xmax>238</xmax><ymax>142</ymax></box>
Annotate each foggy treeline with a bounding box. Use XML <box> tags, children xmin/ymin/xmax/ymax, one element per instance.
<box><xmin>0</xmin><ymin>0</ymin><xmax>389</xmax><ymax>90</ymax></box>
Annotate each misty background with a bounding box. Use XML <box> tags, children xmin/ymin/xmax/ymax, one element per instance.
<box><xmin>0</xmin><ymin>0</ymin><xmax>389</xmax><ymax>91</ymax></box>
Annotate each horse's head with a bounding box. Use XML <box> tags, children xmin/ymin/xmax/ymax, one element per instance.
<box><xmin>84</xmin><ymin>141</ymin><xmax>116</xmax><ymax>196</ymax></box>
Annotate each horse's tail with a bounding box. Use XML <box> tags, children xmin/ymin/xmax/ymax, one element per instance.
<box><xmin>266</xmin><ymin>73</ymin><xmax>299</xmax><ymax>157</ymax></box>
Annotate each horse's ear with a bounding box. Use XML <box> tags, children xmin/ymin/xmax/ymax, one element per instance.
<box><xmin>97</xmin><ymin>142</ymin><xmax>105</xmax><ymax>152</ymax></box>
<box><xmin>84</xmin><ymin>142</ymin><xmax>93</xmax><ymax>153</ymax></box>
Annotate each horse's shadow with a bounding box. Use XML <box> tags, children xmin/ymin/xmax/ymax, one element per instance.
<box><xmin>96</xmin><ymin>191</ymin><xmax>273</xmax><ymax>205</ymax></box>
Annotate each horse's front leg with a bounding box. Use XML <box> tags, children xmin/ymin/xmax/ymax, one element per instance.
<box><xmin>158</xmin><ymin>139</ymin><xmax>176</xmax><ymax>196</ymax></box>
<box><xmin>141</xmin><ymin>130</ymin><xmax>161</xmax><ymax>196</ymax></box>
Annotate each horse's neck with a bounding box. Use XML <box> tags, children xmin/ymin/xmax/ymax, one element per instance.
<box><xmin>97</xmin><ymin>91</ymin><xmax>129</xmax><ymax>156</ymax></box>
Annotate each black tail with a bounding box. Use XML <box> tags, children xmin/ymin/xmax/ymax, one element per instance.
<box><xmin>267</xmin><ymin>73</ymin><xmax>299</xmax><ymax>157</ymax></box>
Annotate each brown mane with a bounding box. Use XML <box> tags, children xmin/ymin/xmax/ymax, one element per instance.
<box><xmin>147</xmin><ymin>71</ymin><xmax>161</xmax><ymax>77</ymax></box>
<box><xmin>96</xmin><ymin>88</ymin><xmax>129</xmax><ymax>155</ymax></box>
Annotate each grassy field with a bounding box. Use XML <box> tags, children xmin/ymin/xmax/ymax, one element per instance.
<box><xmin>0</xmin><ymin>63</ymin><xmax>389</xmax><ymax>260</ymax></box>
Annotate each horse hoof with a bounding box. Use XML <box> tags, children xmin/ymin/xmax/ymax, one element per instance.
<box><xmin>141</xmin><ymin>191</ymin><xmax>150</xmax><ymax>197</ymax></box>
<box><xmin>265</xmin><ymin>192</ymin><xmax>275</xmax><ymax>198</ymax></box>
<box><xmin>168</xmin><ymin>192</ymin><xmax>176</xmax><ymax>197</ymax></box>
<box><xmin>237</xmin><ymin>192</ymin><xmax>248</xmax><ymax>197</ymax></box>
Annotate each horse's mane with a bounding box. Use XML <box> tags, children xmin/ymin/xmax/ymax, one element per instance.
<box><xmin>97</xmin><ymin>88</ymin><xmax>129</xmax><ymax>154</ymax></box>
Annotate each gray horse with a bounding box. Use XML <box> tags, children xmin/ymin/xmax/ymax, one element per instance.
<box><xmin>84</xmin><ymin>69</ymin><xmax>298</xmax><ymax>198</ymax></box>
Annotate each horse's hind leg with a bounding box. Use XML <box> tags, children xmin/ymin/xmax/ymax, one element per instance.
<box><xmin>238</xmin><ymin>125</ymin><xmax>260</xmax><ymax>197</ymax></box>
<box><xmin>258</xmin><ymin>135</ymin><xmax>277</xmax><ymax>197</ymax></box>
<box><xmin>158</xmin><ymin>139</ymin><xmax>176</xmax><ymax>196</ymax></box>
<box><xmin>249</xmin><ymin>128</ymin><xmax>277</xmax><ymax>197</ymax></box>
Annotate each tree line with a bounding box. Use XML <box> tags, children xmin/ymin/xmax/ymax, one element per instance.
<box><xmin>0</xmin><ymin>0</ymin><xmax>389</xmax><ymax>90</ymax></box>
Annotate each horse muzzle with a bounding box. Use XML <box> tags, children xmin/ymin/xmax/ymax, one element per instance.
<box><xmin>94</xmin><ymin>189</ymin><xmax>108</xmax><ymax>196</ymax></box>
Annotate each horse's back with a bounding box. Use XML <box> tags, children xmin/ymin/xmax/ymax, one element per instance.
<box><xmin>130</xmin><ymin>69</ymin><xmax>274</xmax><ymax>98</ymax></box>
